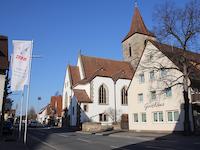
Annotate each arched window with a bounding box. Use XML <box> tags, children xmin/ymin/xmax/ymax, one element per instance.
<box><xmin>121</xmin><ymin>86</ymin><xmax>128</xmax><ymax>105</ymax></box>
<box><xmin>99</xmin><ymin>84</ymin><xmax>107</xmax><ymax>104</ymax></box>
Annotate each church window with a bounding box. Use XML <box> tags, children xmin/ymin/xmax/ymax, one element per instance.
<box><xmin>99</xmin><ymin>84</ymin><xmax>107</xmax><ymax>104</ymax></box>
<box><xmin>129</xmin><ymin>44</ymin><xmax>132</xmax><ymax>57</ymax></box>
<box><xmin>121</xmin><ymin>87</ymin><xmax>128</xmax><ymax>105</ymax></box>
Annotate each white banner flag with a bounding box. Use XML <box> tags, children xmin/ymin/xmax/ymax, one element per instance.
<box><xmin>11</xmin><ymin>40</ymin><xmax>33</xmax><ymax>91</ymax></box>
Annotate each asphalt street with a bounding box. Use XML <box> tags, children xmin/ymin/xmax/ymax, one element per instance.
<box><xmin>26</xmin><ymin>128</ymin><xmax>200</xmax><ymax>150</ymax></box>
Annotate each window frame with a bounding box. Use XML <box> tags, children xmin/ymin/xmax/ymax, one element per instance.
<box><xmin>99</xmin><ymin>84</ymin><xmax>108</xmax><ymax>105</ymax></box>
<box><xmin>153</xmin><ymin>111</ymin><xmax>164</xmax><ymax>123</ymax></box>
<box><xmin>149</xmin><ymin>70</ymin><xmax>155</xmax><ymax>81</ymax></box>
<box><xmin>141</xmin><ymin>113</ymin><xmax>147</xmax><ymax>123</ymax></box>
<box><xmin>138</xmin><ymin>93</ymin><xmax>144</xmax><ymax>103</ymax></box>
<box><xmin>165</xmin><ymin>87</ymin><xmax>172</xmax><ymax>97</ymax></box>
<box><xmin>167</xmin><ymin>110</ymin><xmax>179</xmax><ymax>122</ymax></box>
<box><xmin>121</xmin><ymin>86</ymin><xmax>128</xmax><ymax>105</ymax></box>
<box><xmin>150</xmin><ymin>91</ymin><xmax>156</xmax><ymax>101</ymax></box>
<box><xmin>139</xmin><ymin>73</ymin><xmax>145</xmax><ymax>83</ymax></box>
<box><xmin>99</xmin><ymin>113</ymin><xmax>108</xmax><ymax>122</ymax></box>
<box><xmin>133</xmin><ymin>113</ymin><xmax>139</xmax><ymax>123</ymax></box>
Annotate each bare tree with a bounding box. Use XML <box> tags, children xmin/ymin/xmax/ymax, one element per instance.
<box><xmin>152</xmin><ymin>0</ymin><xmax>200</xmax><ymax>134</ymax></box>
<box><xmin>28</xmin><ymin>106</ymin><xmax>37</xmax><ymax>120</ymax></box>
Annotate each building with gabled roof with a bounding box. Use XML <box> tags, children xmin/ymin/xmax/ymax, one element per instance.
<box><xmin>128</xmin><ymin>38</ymin><xmax>200</xmax><ymax>132</ymax></box>
<box><xmin>62</xmin><ymin>54</ymin><xmax>134</xmax><ymax>126</ymax></box>
<box><xmin>0</xmin><ymin>35</ymin><xmax>9</xmax><ymax>114</ymax></box>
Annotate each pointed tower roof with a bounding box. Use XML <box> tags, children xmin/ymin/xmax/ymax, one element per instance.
<box><xmin>122</xmin><ymin>5</ymin><xmax>155</xmax><ymax>42</ymax></box>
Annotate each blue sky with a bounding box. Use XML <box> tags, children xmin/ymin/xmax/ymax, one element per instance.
<box><xmin>0</xmin><ymin>0</ymin><xmax>188</xmax><ymax>113</ymax></box>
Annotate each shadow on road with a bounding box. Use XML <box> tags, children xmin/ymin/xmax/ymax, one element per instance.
<box><xmin>112</xmin><ymin>133</ymin><xmax>200</xmax><ymax>150</ymax></box>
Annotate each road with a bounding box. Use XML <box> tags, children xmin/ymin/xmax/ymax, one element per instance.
<box><xmin>27</xmin><ymin>128</ymin><xmax>200</xmax><ymax>150</ymax></box>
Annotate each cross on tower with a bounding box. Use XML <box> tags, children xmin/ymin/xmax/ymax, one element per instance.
<box><xmin>134</xmin><ymin>0</ymin><xmax>138</xmax><ymax>7</ymax></box>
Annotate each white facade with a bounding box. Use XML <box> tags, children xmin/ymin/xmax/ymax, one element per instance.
<box><xmin>0</xmin><ymin>74</ymin><xmax>6</xmax><ymax>113</ymax></box>
<box><xmin>62</xmin><ymin>67</ymin><xmax>73</xmax><ymax>110</ymax></box>
<box><xmin>67</xmin><ymin>76</ymin><xmax>131</xmax><ymax>126</ymax></box>
<box><xmin>62</xmin><ymin>55</ymin><xmax>132</xmax><ymax>126</ymax></box>
<box><xmin>37</xmin><ymin>107</ymin><xmax>49</xmax><ymax>124</ymax></box>
<box><xmin>128</xmin><ymin>41</ymin><xmax>194</xmax><ymax>132</ymax></box>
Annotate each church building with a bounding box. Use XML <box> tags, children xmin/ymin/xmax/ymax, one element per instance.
<box><xmin>62</xmin><ymin>55</ymin><xmax>133</xmax><ymax>126</ymax></box>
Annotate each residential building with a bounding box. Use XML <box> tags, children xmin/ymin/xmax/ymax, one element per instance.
<box><xmin>49</xmin><ymin>95</ymin><xmax>62</xmax><ymax>126</ymax></box>
<box><xmin>0</xmin><ymin>35</ymin><xmax>9</xmax><ymax>116</ymax></box>
<box><xmin>126</xmin><ymin>6</ymin><xmax>200</xmax><ymax>132</ymax></box>
<box><xmin>37</xmin><ymin>104</ymin><xmax>51</xmax><ymax>125</ymax></box>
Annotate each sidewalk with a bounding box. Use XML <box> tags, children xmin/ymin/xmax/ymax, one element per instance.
<box><xmin>77</xmin><ymin>129</ymin><xmax>200</xmax><ymax>140</ymax></box>
<box><xmin>0</xmin><ymin>129</ymin><xmax>29</xmax><ymax>150</ymax></box>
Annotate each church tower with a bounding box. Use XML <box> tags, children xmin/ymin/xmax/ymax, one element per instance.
<box><xmin>122</xmin><ymin>3</ymin><xmax>156</xmax><ymax>69</ymax></box>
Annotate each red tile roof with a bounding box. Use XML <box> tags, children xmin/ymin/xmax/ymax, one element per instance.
<box><xmin>74</xmin><ymin>55</ymin><xmax>134</xmax><ymax>85</ymax></box>
<box><xmin>73</xmin><ymin>89</ymin><xmax>92</xmax><ymax>103</ymax></box>
<box><xmin>0</xmin><ymin>35</ymin><xmax>9</xmax><ymax>71</ymax></box>
<box><xmin>148</xmin><ymin>40</ymin><xmax>200</xmax><ymax>87</ymax></box>
<box><xmin>50</xmin><ymin>95</ymin><xmax>62</xmax><ymax>117</ymax></box>
<box><xmin>68</xmin><ymin>65</ymin><xmax>81</xmax><ymax>86</ymax></box>
<box><xmin>122</xmin><ymin>7</ymin><xmax>155</xmax><ymax>42</ymax></box>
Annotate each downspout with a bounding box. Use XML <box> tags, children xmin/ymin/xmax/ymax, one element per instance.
<box><xmin>114</xmin><ymin>80</ymin><xmax>117</xmax><ymax>123</ymax></box>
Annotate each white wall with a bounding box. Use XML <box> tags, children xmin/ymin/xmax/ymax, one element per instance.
<box><xmin>62</xmin><ymin>67</ymin><xmax>73</xmax><ymax>111</ymax></box>
<box><xmin>37</xmin><ymin>109</ymin><xmax>48</xmax><ymax>124</ymax></box>
<box><xmin>68</xmin><ymin>76</ymin><xmax>131</xmax><ymax>126</ymax></box>
<box><xmin>0</xmin><ymin>74</ymin><xmax>5</xmax><ymax>113</ymax></box>
<box><xmin>128</xmin><ymin>42</ymin><xmax>193</xmax><ymax>132</ymax></box>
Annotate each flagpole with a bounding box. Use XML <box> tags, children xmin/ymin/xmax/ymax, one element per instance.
<box><xmin>18</xmin><ymin>90</ymin><xmax>24</xmax><ymax>141</ymax></box>
<box><xmin>24</xmin><ymin>40</ymin><xmax>33</xmax><ymax>144</ymax></box>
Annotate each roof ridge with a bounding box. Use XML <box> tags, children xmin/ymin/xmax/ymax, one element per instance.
<box><xmin>81</xmin><ymin>54</ymin><xmax>130</xmax><ymax>64</ymax></box>
<box><xmin>148</xmin><ymin>40</ymin><xmax>200</xmax><ymax>56</ymax></box>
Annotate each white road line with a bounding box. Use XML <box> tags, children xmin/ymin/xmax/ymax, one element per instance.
<box><xmin>54</xmin><ymin>133</ymin><xmax>69</xmax><ymax>138</ymax></box>
<box><xmin>146</xmin><ymin>146</ymin><xmax>175</xmax><ymax>150</ymax></box>
<box><xmin>110</xmin><ymin>145</ymin><xmax>131</xmax><ymax>150</ymax></box>
<box><xmin>77</xmin><ymin>138</ymin><xmax>91</xmax><ymax>143</ymax></box>
<box><xmin>28</xmin><ymin>135</ymin><xmax>57</xmax><ymax>150</ymax></box>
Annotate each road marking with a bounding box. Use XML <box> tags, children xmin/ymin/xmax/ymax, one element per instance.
<box><xmin>77</xmin><ymin>138</ymin><xmax>91</xmax><ymax>143</ymax></box>
<box><xmin>146</xmin><ymin>146</ymin><xmax>175</xmax><ymax>150</ymax></box>
<box><xmin>110</xmin><ymin>145</ymin><xmax>131</xmax><ymax>150</ymax></box>
<box><xmin>28</xmin><ymin>135</ymin><xmax>57</xmax><ymax>150</ymax></box>
<box><xmin>54</xmin><ymin>133</ymin><xmax>69</xmax><ymax>138</ymax></box>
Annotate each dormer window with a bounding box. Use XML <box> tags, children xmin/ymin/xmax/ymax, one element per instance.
<box><xmin>129</xmin><ymin>44</ymin><xmax>132</xmax><ymax>57</ymax></box>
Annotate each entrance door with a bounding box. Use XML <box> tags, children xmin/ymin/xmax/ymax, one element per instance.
<box><xmin>121</xmin><ymin>114</ymin><xmax>129</xmax><ymax>130</ymax></box>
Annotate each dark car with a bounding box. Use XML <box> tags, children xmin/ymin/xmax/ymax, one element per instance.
<box><xmin>3</xmin><ymin>121</ymin><xmax>13</xmax><ymax>135</ymax></box>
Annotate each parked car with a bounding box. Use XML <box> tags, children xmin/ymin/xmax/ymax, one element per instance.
<box><xmin>3</xmin><ymin>121</ymin><xmax>13</xmax><ymax>135</ymax></box>
<box><xmin>28</xmin><ymin>120</ymin><xmax>38</xmax><ymax>128</ymax></box>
